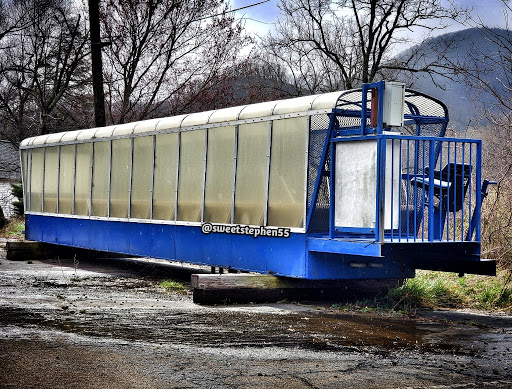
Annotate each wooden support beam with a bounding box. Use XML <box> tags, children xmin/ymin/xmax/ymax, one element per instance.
<box><xmin>6</xmin><ymin>241</ymin><xmax>44</xmax><ymax>261</ymax></box>
<box><xmin>191</xmin><ymin>273</ymin><xmax>401</xmax><ymax>305</ymax></box>
<box><xmin>5</xmin><ymin>241</ymin><xmax>130</xmax><ymax>261</ymax></box>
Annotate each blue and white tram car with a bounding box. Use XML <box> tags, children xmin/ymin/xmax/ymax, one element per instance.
<box><xmin>20</xmin><ymin>81</ymin><xmax>496</xmax><ymax>279</ymax></box>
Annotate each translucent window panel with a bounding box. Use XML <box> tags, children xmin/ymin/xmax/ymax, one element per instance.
<box><xmin>110</xmin><ymin>138</ymin><xmax>131</xmax><ymax>218</ymax></box>
<box><xmin>74</xmin><ymin>143</ymin><xmax>92</xmax><ymax>216</ymax></box>
<box><xmin>177</xmin><ymin>130</ymin><xmax>205</xmax><ymax>222</ymax></box>
<box><xmin>268</xmin><ymin>117</ymin><xmax>307</xmax><ymax>227</ymax></box>
<box><xmin>204</xmin><ymin>126</ymin><xmax>235</xmax><ymax>223</ymax></box>
<box><xmin>131</xmin><ymin>136</ymin><xmax>153</xmax><ymax>219</ymax></box>
<box><xmin>29</xmin><ymin>148</ymin><xmax>44</xmax><ymax>212</ymax></box>
<box><xmin>43</xmin><ymin>146</ymin><xmax>59</xmax><ymax>213</ymax></box>
<box><xmin>153</xmin><ymin>133</ymin><xmax>178</xmax><ymax>220</ymax></box>
<box><xmin>91</xmin><ymin>141</ymin><xmax>110</xmax><ymax>217</ymax></box>
<box><xmin>58</xmin><ymin>145</ymin><xmax>75</xmax><ymax>214</ymax></box>
<box><xmin>234</xmin><ymin>122</ymin><xmax>268</xmax><ymax>226</ymax></box>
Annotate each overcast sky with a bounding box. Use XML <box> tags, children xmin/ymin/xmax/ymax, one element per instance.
<box><xmin>231</xmin><ymin>0</ymin><xmax>511</xmax><ymax>40</ymax></box>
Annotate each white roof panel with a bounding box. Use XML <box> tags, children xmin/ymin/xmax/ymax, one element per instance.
<box><xmin>61</xmin><ymin>131</ymin><xmax>81</xmax><ymax>142</ymax></box>
<box><xmin>273</xmin><ymin>95</ymin><xmax>319</xmax><ymax>115</ymax></box>
<box><xmin>311</xmin><ymin>91</ymin><xmax>345</xmax><ymax>110</ymax></box>
<box><xmin>45</xmin><ymin>132</ymin><xmax>67</xmax><ymax>144</ymax></box>
<box><xmin>155</xmin><ymin>114</ymin><xmax>188</xmax><ymax>132</ymax></box>
<box><xmin>238</xmin><ymin>100</ymin><xmax>280</xmax><ymax>120</ymax></box>
<box><xmin>181</xmin><ymin>110</ymin><xmax>216</xmax><ymax>127</ymax></box>
<box><xmin>32</xmin><ymin>135</ymin><xmax>51</xmax><ymax>145</ymax></box>
<box><xmin>93</xmin><ymin>125</ymin><xmax>117</xmax><ymax>139</ymax></box>
<box><xmin>209</xmin><ymin>105</ymin><xmax>247</xmax><ymax>123</ymax></box>
<box><xmin>20</xmin><ymin>138</ymin><xmax>34</xmax><ymax>147</ymax></box>
<box><xmin>76</xmin><ymin>128</ymin><xmax>97</xmax><ymax>141</ymax></box>
<box><xmin>134</xmin><ymin>118</ymin><xmax>161</xmax><ymax>134</ymax></box>
<box><xmin>112</xmin><ymin>122</ymin><xmax>137</xmax><ymax>136</ymax></box>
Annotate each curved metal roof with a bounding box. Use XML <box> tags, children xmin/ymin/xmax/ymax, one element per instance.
<box><xmin>20</xmin><ymin>87</ymin><xmax>448</xmax><ymax>147</ymax></box>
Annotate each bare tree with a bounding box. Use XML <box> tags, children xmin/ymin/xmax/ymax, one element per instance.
<box><xmin>0</xmin><ymin>0</ymin><xmax>91</xmax><ymax>145</ymax></box>
<box><xmin>100</xmin><ymin>0</ymin><xmax>249</xmax><ymax>124</ymax></box>
<box><xmin>259</xmin><ymin>0</ymin><xmax>468</xmax><ymax>94</ymax></box>
<box><xmin>169</xmin><ymin>57</ymin><xmax>297</xmax><ymax>113</ymax></box>
<box><xmin>455</xmin><ymin>2</ymin><xmax>512</xmax><ymax>268</ymax></box>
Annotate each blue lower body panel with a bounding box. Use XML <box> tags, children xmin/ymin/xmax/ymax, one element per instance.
<box><xmin>25</xmin><ymin>215</ymin><xmax>416</xmax><ymax>279</ymax></box>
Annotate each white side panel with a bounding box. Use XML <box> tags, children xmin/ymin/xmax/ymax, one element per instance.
<box><xmin>383</xmin><ymin>82</ymin><xmax>405</xmax><ymax>127</ymax></box>
<box><xmin>335</xmin><ymin>139</ymin><xmax>400</xmax><ymax>229</ymax></box>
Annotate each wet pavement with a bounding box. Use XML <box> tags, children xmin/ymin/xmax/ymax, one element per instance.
<box><xmin>0</xmin><ymin>243</ymin><xmax>511</xmax><ymax>388</ymax></box>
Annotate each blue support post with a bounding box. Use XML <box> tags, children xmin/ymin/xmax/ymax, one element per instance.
<box><xmin>375</xmin><ymin>136</ymin><xmax>386</xmax><ymax>243</ymax></box>
<box><xmin>474</xmin><ymin>141</ymin><xmax>483</xmax><ymax>241</ymax></box>
<box><xmin>428</xmin><ymin>140</ymin><xmax>435</xmax><ymax>241</ymax></box>
<box><xmin>329</xmin><ymin>141</ymin><xmax>336</xmax><ymax>239</ymax></box>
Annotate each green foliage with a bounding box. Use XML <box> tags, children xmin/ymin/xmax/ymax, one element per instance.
<box><xmin>330</xmin><ymin>271</ymin><xmax>512</xmax><ymax>314</ymax></box>
<box><xmin>0</xmin><ymin>219</ymin><xmax>24</xmax><ymax>237</ymax></box>
<box><xmin>159</xmin><ymin>280</ymin><xmax>188</xmax><ymax>294</ymax></box>
<box><xmin>10</xmin><ymin>183</ymin><xmax>24</xmax><ymax>217</ymax></box>
<box><xmin>388</xmin><ymin>272</ymin><xmax>463</xmax><ymax>311</ymax></box>
<box><xmin>388</xmin><ymin>271</ymin><xmax>512</xmax><ymax>312</ymax></box>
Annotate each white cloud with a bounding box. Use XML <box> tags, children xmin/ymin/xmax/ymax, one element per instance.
<box><xmin>230</xmin><ymin>0</ymin><xmax>279</xmax><ymax>37</ymax></box>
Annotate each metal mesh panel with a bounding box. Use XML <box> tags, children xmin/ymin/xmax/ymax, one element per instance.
<box><xmin>307</xmin><ymin>114</ymin><xmax>331</xmax><ymax>234</ymax></box>
<box><xmin>334</xmin><ymin>89</ymin><xmax>447</xmax><ymax>121</ymax></box>
<box><xmin>404</xmin><ymin>91</ymin><xmax>446</xmax><ymax>118</ymax></box>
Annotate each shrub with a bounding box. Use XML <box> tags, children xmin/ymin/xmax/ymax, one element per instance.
<box><xmin>11</xmin><ymin>184</ymin><xmax>24</xmax><ymax>217</ymax></box>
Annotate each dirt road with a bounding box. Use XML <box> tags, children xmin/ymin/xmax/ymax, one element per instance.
<box><xmin>1</xmin><ymin>244</ymin><xmax>511</xmax><ymax>388</ymax></box>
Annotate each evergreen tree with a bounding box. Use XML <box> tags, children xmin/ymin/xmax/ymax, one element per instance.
<box><xmin>11</xmin><ymin>183</ymin><xmax>24</xmax><ymax>217</ymax></box>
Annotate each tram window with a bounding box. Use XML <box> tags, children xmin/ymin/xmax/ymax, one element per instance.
<box><xmin>91</xmin><ymin>141</ymin><xmax>110</xmax><ymax>217</ymax></box>
<box><xmin>74</xmin><ymin>143</ymin><xmax>92</xmax><ymax>216</ymax></box>
<box><xmin>110</xmin><ymin>138</ymin><xmax>131</xmax><ymax>218</ymax></box>
<box><xmin>268</xmin><ymin>117</ymin><xmax>307</xmax><ymax>227</ymax></box>
<box><xmin>30</xmin><ymin>148</ymin><xmax>44</xmax><ymax>212</ymax></box>
<box><xmin>234</xmin><ymin>122</ymin><xmax>268</xmax><ymax>226</ymax></box>
<box><xmin>177</xmin><ymin>129</ymin><xmax>205</xmax><ymax>222</ymax></box>
<box><xmin>43</xmin><ymin>146</ymin><xmax>58</xmax><ymax>213</ymax></box>
<box><xmin>131</xmin><ymin>136</ymin><xmax>153</xmax><ymax>219</ymax></box>
<box><xmin>58</xmin><ymin>145</ymin><xmax>74</xmax><ymax>214</ymax></box>
<box><xmin>153</xmin><ymin>132</ymin><xmax>178</xmax><ymax>220</ymax></box>
<box><xmin>204</xmin><ymin>126</ymin><xmax>235</xmax><ymax>223</ymax></box>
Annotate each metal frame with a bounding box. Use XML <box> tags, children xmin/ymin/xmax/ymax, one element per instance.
<box><xmin>56</xmin><ymin>145</ymin><xmax>61</xmax><ymax>214</ymax></box>
<box><xmin>200</xmin><ymin>129</ymin><xmax>208</xmax><ymax>222</ymax></box>
<box><xmin>149</xmin><ymin>135</ymin><xmax>156</xmax><ymax>219</ymax></box>
<box><xmin>174</xmin><ymin>131</ymin><xmax>181</xmax><ymax>222</ymax></box>
<box><xmin>303</xmin><ymin>116</ymin><xmax>311</xmax><ymax>229</ymax></box>
<box><xmin>128</xmin><ymin>137</ymin><xmax>134</xmax><ymax>218</ymax></box>
<box><xmin>88</xmin><ymin>143</ymin><xmax>94</xmax><ymax>217</ymax></box>
<box><xmin>72</xmin><ymin>144</ymin><xmax>77</xmax><ymax>215</ymax></box>
<box><xmin>230</xmin><ymin>125</ymin><xmax>239</xmax><ymax>225</ymax></box>
<box><xmin>263</xmin><ymin>121</ymin><xmax>272</xmax><ymax>226</ymax></box>
<box><xmin>41</xmin><ymin>147</ymin><xmax>46</xmax><ymax>213</ymax></box>
<box><xmin>107</xmin><ymin>140</ymin><xmax>112</xmax><ymax>217</ymax></box>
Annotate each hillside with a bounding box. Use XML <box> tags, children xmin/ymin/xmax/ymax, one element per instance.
<box><xmin>400</xmin><ymin>27</ymin><xmax>511</xmax><ymax>131</ymax></box>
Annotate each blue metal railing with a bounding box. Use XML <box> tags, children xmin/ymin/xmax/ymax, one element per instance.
<box><xmin>375</xmin><ymin>134</ymin><xmax>482</xmax><ymax>243</ymax></box>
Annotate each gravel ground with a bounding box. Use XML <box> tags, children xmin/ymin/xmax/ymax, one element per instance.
<box><xmin>0</xmin><ymin>242</ymin><xmax>511</xmax><ymax>388</ymax></box>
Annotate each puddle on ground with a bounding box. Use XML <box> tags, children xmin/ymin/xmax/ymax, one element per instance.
<box><xmin>0</xmin><ymin>305</ymin><xmax>479</xmax><ymax>354</ymax></box>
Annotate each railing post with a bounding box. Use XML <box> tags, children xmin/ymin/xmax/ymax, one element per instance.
<box><xmin>376</xmin><ymin>136</ymin><xmax>386</xmax><ymax>243</ymax></box>
<box><xmin>475</xmin><ymin>140</ymin><xmax>482</xmax><ymax>241</ymax></box>
<box><xmin>428</xmin><ymin>140</ymin><xmax>435</xmax><ymax>241</ymax></box>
